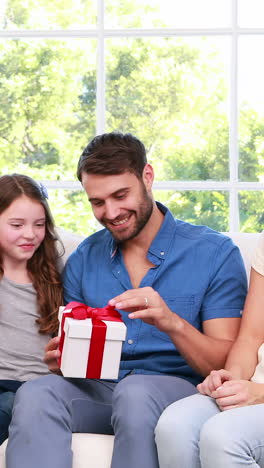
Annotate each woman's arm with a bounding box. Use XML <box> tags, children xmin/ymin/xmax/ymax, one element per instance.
<box><xmin>198</xmin><ymin>267</ymin><xmax>264</xmax><ymax>396</ymax></box>
<box><xmin>225</xmin><ymin>267</ymin><xmax>264</xmax><ymax>379</ymax></box>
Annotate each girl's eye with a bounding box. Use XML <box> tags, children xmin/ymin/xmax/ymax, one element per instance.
<box><xmin>10</xmin><ymin>223</ymin><xmax>22</xmax><ymax>228</ymax></box>
<box><xmin>36</xmin><ymin>223</ymin><xmax>45</xmax><ymax>227</ymax></box>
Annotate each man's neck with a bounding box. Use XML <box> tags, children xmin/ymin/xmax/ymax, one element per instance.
<box><xmin>120</xmin><ymin>203</ymin><xmax>164</xmax><ymax>288</ymax></box>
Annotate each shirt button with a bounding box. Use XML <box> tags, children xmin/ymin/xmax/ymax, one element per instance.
<box><xmin>127</xmin><ymin>339</ymin><xmax>134</xmax><ymax>345</ymax></box>
<box><xmin>160</xmin><ymin>251</ymin><xmax>165</xmax><ymax>255</ymax></box>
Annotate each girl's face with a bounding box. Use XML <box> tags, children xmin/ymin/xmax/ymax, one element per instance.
<box><xmin>0</xmin><ymin>195</ymin><xmax>46</xmax><ymax>269</ymax></box>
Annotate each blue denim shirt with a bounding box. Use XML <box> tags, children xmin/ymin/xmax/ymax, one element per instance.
<box><xmin>63</xmin><ymin>203</ymin><xmax>247</xmax><ymax>385</ymax></box>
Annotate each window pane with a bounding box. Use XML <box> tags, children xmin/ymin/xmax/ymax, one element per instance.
<box><xmin>49</xmin><ymin>188</ymin><xmax>229</xmax><ymax>234</ymax></box>
<box><xmin>154</xmin><ymin>190</ymin><xmax>229</xmax><ymax>231</ymax></box>
<box><xmin>105</xmin><ymin>0</ymin><xmax>230</xmax><ymax>28</ymax></box>
<box><xmin>0</xmin><ymin>39</ymin><xmax>96</xmax><ymax>179</ymax></box>
<box><xmin>238</xmin><ymin>0</ymin><xmax>264</xmax><ymax>28</ymax></box>
<box><xmin>106</xmin><ymin>36</ymin><xmax>230</xmax><ymax>181</ymax></box>
<box><xmin>2</xmin><ymin>0</ymin><xmax>96</xmax><ymax>30</ymax></box>
<box><xmin>238</xmin><ymin>37</ymin><xmax>264</xmax><ymax>182</ymax></box>
<box><xmin>239</xmin><ymin>192</ymin><xmax>264</xmax><ymax>232</ymax></box>
<box><xmin>48</xmin><ymin>189</ymin><xmax>98</xmax><ymax>235</ymax></box>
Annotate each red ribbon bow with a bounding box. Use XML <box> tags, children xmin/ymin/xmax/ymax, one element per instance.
<box><xmin>58</xmin><ymin>301</ymin><xmax>122</xmax><ymax>379</ymax></box>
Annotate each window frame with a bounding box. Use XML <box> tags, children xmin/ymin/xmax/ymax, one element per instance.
<box><xmin>1</xmin><ymin>0</ymin><xmax>264</xmax><ymax>231</ymax></box>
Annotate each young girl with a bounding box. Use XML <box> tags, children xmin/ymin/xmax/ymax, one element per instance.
<box><xmin>0</xmin><ymin>173</ymin><xmax>63</xmax><ymax>444</ymax></box>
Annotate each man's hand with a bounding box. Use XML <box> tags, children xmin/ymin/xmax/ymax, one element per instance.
<box><xmin>109</xmin><ymin>286</ymin><xmax>179</xmax><ymax>333</ymax></box>
<box><xmin>197</xmin><ymin>369</ymin><xmax>233</xmax><ymax>396</ymax></box>
<box><xmin>211</xmin><ymin>380</ymin><xmax>264</xmax><ymax>411</ymax></box>
<box><xmin>44</xmin><ymin>336</ymin><xmax>62</xmax><ymax>374</ymax></box>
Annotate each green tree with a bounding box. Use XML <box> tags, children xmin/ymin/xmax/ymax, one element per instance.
<box><xmin>1</xmin><ymin>0</ymin><xmax>263</xmax><ymax>234</ymax></box>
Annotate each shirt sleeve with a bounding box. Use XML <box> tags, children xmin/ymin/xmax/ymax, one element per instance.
<box><xmin>201</xmin><ymin>237</ymin><xmax>248</xmax><ymax>321</ymax></box>
<box><xmin>252</xmin><ymin>231</ymin><xmax>264</xmax><ymax>276</ymax></box>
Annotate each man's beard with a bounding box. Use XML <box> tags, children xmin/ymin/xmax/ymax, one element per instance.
<box><xmin>102</xmin><ymin>186</ymin><xmax>154</xmax><ymax>242</ymax></box>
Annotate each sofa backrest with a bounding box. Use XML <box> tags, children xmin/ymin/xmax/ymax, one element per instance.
<box><xmin>225</xmin><ymin>232</ymin><xmax>261</xmax><ymax>282</ymax></box>
<box><xmin>56</xmin><ymin>227</ymin><xmax>85</xmax><ymax>265</ymax></box>
<box><xmin>56</xmin><ymin>227</ymin><xmax>261</xmax><ymax>284</ymax></box>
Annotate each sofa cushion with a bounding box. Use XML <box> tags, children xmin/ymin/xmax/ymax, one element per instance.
<box><xmin>0</xmin><ymin>434</ymin><xmax>114</xmax><ymax>468</ymax></box>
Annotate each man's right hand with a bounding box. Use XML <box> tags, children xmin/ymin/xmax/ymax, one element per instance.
<box><xmin>44</xmin><ymin>336</ymin><xmax>62</xmax><ymax>374</ymax></box>
<box><xmin>197</xmin><ymin>369</ymin><xmax>233</xmax><ymax>396</ymax></box>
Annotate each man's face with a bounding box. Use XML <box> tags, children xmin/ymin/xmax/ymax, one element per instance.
<box><xmin>81</xmin><ymin>171</ymin><xmax>153</xmax><ymax>242</ymax></box>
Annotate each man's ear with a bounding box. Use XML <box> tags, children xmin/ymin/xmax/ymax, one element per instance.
<box><xmin>142</xmin><ymin>163</ymin><xmax>154</xmax><ymax>190</ymax></box>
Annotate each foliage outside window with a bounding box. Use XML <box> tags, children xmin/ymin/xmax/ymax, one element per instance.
<box><xmin>0</xmin><ymin>0</ymin><xmax>263</xmax><ymax>235</ymax></box>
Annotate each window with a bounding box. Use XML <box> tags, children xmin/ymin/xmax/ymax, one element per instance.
<box><xmin>1</xmin><ymin>0</ymin><xmax>263</xmax><ymax>234</ymax></box>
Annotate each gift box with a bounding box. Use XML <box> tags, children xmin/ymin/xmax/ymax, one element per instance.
<box><xmin>58</xmin><ymin>302</ymin><xmax>127</xmax><ymax>379</ymax></box>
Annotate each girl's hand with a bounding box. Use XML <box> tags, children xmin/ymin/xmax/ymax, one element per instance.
<box><xmin>44</xmin><ymin>336</ymin><xmax>62</xmax><ymax>374</ymax></box>
<box><xmin>212</xmin><ymin>380</ymin><xmax>264</xmax><ymax>410</ymax></box>
<box><xmin>197</xmin><ymin>369</ymin><xmax>233</xmax><ymax>396</ymax></box>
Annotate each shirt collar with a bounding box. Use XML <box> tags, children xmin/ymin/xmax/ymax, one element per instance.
<box><xmin>147</xmin><ymin>202</ymin><xmax>176</xmax><ymax>260</ymax></box>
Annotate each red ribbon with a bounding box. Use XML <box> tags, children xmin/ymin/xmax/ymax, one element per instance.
<box><xmin>58</xmin><ymin>301</ymin><xmax>122</xmax><ymax>379</ymax></box>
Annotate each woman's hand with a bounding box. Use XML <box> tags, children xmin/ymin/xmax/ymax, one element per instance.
<box><xmin>212</xmin><ymin>380</ymin><xmax>264</xmax><ymax>410</ymax></box>
<box><xmin>197</xmin><ymin>369</ymin><xmax>233</xmax><ymax>396</ymax></box>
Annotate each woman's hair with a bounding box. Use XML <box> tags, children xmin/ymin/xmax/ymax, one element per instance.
<box><xmin>0</xmin><ymin>174</ymin><xmax>64</xmax><ymax>335</ymax></box>
<box><xmin>77</xmin><ymin>132</ymin><xmax>147</xmax><ymax>181</ymax></box>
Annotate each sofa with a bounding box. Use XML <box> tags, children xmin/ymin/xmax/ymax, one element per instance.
<box><xmin>0</xmin><ymin>229</ymin><xmax>261</xmax><ymax>468</ymax></box>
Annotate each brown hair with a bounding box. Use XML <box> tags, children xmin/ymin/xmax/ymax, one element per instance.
<box><xmin>77</xmin><ymin>132</ymin><xmax>147</xmax><ymax>181</ymax></box>
<box><xmin>0</xmin><ymin>174</ymin><xmax>64</xmax><ymax>335</ymax></box>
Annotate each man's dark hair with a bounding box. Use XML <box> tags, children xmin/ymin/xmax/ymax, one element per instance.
<box><xmin>77</xmin><ymin>132</ymin><xmax>147</xmax><ymax>181</ymax></box>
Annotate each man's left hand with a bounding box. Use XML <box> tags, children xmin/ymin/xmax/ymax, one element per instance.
<box><xmin>109</xmin><ymin>287</ymin><xmax>179</xmax><ymax>333</ymax></box>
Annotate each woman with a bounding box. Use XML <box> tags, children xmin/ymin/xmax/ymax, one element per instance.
<box><xmin>155</xmin><ymin>230</ymin><xmax>264</xmax><ymax>468</ymax></box>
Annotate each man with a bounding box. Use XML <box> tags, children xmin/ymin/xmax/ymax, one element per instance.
<box><xmin>6</xmin><ymin>132</ymin><xmax>247</xmax><ymax>468</ymax></box>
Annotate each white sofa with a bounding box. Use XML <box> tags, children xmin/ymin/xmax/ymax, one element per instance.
<box><xmin>0</xmin><ymin>230</ymin><xmax>261</xmax><ymax>468</ymax></box>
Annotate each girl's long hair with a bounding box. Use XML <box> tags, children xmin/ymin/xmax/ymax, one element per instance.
<box><xmin>0</xmin><ymin>173</ymin><xmax>64</xmax><ymax>335</ymax></box>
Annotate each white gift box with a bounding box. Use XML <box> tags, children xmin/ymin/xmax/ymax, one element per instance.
<box><xmin>58</xmin><ymin>306</ymin><xmax>127</xmax><ymax>379</ymax></box>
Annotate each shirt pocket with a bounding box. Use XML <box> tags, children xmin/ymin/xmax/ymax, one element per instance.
<box><xmin>151</xmin><ymin>295</ymin><xmax>195</xmax><ymax>342</ymax></box>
